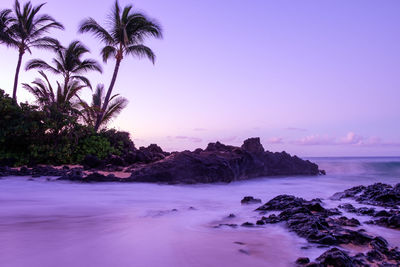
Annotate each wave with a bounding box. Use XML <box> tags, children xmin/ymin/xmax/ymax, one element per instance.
<box><xmin>312</xmin><ymin>157</ymin><xmax>400</xmax><ymax>177</ymax></box>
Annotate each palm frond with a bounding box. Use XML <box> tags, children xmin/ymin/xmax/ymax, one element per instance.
<box><xmin>125</xmin><ymin>44</ymin><xmax>155</xmax><ymax>63</ymax></box>
<box><xmin>79</xmin><ymin>17</ymin><xmax>114</xmax><ymax>44</ymax></box>
<box><xmin>72</xmin><ymin>59</ymin><xmax>103</xmax><ymax>73</ymax></box>
<box><xmin>25</xmin><ymin>58</ymin><xmax>59</xmax><ymax>73</ymax></box>
<box><xmin>100</xmin><ymin>45</ymin><xmax>117</xmax><ymax>62</ymax></box>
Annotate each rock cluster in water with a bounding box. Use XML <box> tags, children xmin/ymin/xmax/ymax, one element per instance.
<box><xmin>0</xmin><ymin>137</ymin><xmax>323</xmax><ymax>184</ymax></box>
<box><xmin>235</xmin><ymin>183</ymin><xmax>400</xmax><ymax>266</ymax></box>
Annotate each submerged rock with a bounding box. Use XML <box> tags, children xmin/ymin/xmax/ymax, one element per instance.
<box><xmin>241</xmin><ymin>196</ymin><xmax>262</xmax><ymax>204</ymax></box>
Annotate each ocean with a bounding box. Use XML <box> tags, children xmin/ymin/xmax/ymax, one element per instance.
<box><xmin>0</xmin><ymin>157</ymin><xmax>399</xmax><ymax>267</ymax></box>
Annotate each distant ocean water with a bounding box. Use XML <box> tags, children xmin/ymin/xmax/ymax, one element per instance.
<box><xmin>0</xmin><ymin>157</ymin><xmax>399</xmax><ymax>267</ymax></box>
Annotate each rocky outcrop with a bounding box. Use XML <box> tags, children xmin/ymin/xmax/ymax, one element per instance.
<box><xmin>81</xmin><ymin>144</ymin><xmax>171</xmax><ymax>170</ymax></box>
<box><xmin>2</xmin><ymin>137</ymin><xmax>322</xmax><ymax>184</ymax></box>
<box><xmin>239</xmin><ymin>188</ymin><xmax>400</xmax><ymax>266</ymax></box>
<box><xmin>126</xmin><ymin>138</ymin><xmax>321</xmax><ymax>184</ymax></box>
<box><xmin>331</xmin><ymin>183</ymin><xmax>400</xmax><ymax>208</ymax></box>
<box><xmin>0</xmin><ymin>165</ymin><xmax>66</xmax><ymax>177</ymax></box>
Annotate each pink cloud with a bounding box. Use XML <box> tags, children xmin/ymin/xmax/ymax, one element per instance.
<box><xmin>339</xmin><ymin>132</ymin><xmax>363</xmax><ymax>145</ymax></box>
<box><xmin>294</xmin><ymin>132</ymin><xmax>400</xmax><ymax>147</ymax></box>
<box><xmin>293</xmin><ymin>134</ymin><xmax>335</xmax><ymax>146</ymax></box>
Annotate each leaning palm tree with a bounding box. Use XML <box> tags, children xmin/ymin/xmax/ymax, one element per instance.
<box><xmin>0</xmin><ymin>0</ymin><xmax>64</xmax><ymax>102</ymax></box>
<box><xmin>22</xmin><ymin>70</ymin><xmax>86</xmax><ymax>114</ymax></box>
<box><xmin>79</xmin><ymin>0</ymin><xmax>162</xmax><ymax>131</ymax></box>
<box><xmin>79</xmin><ymin>84</ymin><xmax>128</xmax><ymax>130</ymax></box>
<box><xmin>26</xmin><ymin>40</ymin><xmax>102</xmax><ymax>91</ymax></box>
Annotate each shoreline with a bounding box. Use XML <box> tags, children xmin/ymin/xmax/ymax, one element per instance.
<box><xmin>1</xmin><ymin>137</ymin><xmax>324</xmax><ymax>184</ymax></box>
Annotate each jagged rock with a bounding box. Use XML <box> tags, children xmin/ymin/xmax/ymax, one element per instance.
<box><xmin>315</xmin><ymin>248</ymin><xmax>361</xmax><ymax>267</ymax></box>
<box><xmin>241</xmin><ymin>137</ymin><xmax>264</xmax><ymax>155</ymax></box>
<box><xmin>332</xmin><ymin>183</ymin><xmax>400</xmax><ymax>208</ymax></box>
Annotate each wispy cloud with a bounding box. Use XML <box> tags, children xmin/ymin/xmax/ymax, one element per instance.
<box><xmin>285</xmin><ymin>127</ymin><xmax>307</xmax><ymax>132</ymax></box>
<box><xmin>293</xmin><ymin>132</ymin><xmax>400</xmax><ymax>147</ymax></box>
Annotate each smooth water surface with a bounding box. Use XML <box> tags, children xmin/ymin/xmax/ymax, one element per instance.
<box><xmin>0</xmin><ymin>157</ymin><xmax>399</xmax><ymax>267</ymax></box>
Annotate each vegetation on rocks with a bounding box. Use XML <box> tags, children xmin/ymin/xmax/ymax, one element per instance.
<box><xmin>0</xmin><ymin>0</ymin><xmax>162</xmax><ymax>166</ymax></box>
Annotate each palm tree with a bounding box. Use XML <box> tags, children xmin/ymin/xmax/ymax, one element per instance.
<box><xmin>22</xmin><ymin>70</ymin><xmax>85</xmax><ymax>114</ymax></box>
<box><xmin>0</xmin><ymin>9</ymin><xmax>13</xmax><ymax>45</ymax></box>
<box><xmin>26</xmin><ymin>40</ymin><xmax>103</xmax><ymax>91</ymax></box>
<box><xmin>0</xmin><ymin>0</ymin><xmax>64</xmax><ymax>103</ymax></box>
<box><xmin>80</xmin><ymin>84</ymin><xmax>128</xmax><ymax>130</ymax></box>
<box><xmin>79</xmin><ymin>0</ymin><xmax>162</xmax><ymax>131</ymax></box>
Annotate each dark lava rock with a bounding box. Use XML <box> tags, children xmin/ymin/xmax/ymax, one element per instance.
<box><xmin>251</xmin><ymin>192</ymin><xmax>400</xmax><ymax>266</ymax></box>
<box><xmin>82</xmin><ymin>155</ymin><xmax>104</xmax><ymax>169</ymax></box>
<box><xmin>327</xmin><ymin>216</ymin><xmax>360</xmax><ymax>227</ymax></box>
<box><xmin>58</xmin><ymin>168</ymin><xmax>84</xmax><ymax>181</ymax></box>
<box><xmin>295</xmin><ymin>257</ymin><xmax>310</xmax><ymax>265</ymax></box>
<box><xmin>366</xmin><ymin>214</ymin><xmax>400</xmax><ymax>229</ymax></box>
<box><xmin>332</xmin><ymin>183</ymin><xmax>400</xmax><ymax>208</ymax></box>
<box><xmin>214</xmin><ymin>223</ymin><xmax>238</xmax><ymax>228</ymax></box>
<box><xmin>241</xmin><ymin>137</ymin><xmax>265</xmax><ymax>155</ymax></box>
<box><xmin>254</xmin><ymin>195</ymin><xmax>380</xmax><ymax>246</ymax></box>
<box><xmin>314</xmin><ymin>248</ymin><xmax>362</xmax><ymax>267</ymax></box>
<box><xmin>299</xmin><ymin>238</ymin><xmax>400</xmax><ymax>266</ymax></box>
<box><xmin>83</xmin><ymin>173</ymin><xmax>121</xmax><ymax>182</ymax></box>
<box><xmin>31</xmin><ymin>166</ymin><xmax>65</xmax><ymax>177</ymax></box>
<box><xmin>338</xmin><ymin>203</ymin><xmax>376</xmax><ymax>215</ymax></box>
<box><xmin>241</xmin><ymin>222</ymin><xmax>254</xmax><ymax>227</ymax></box>
<box><xmin>107</xmin><ymin>155</ymin><xmax>126</xmax><ymax>166</ymax></box>
<box><xmin>126</xmin><ymin>138</ymin><xmax>321</xmax><ymax>184</ymax></box>
<box><xmin>374</xmin><ymin>210</ymin><xmax>391</xmax><ymax>217</ymax></box>
<box><xmin>241</xmin><ymin>196</ymin><xmax>262</xmax><ymax>204</ymax></box>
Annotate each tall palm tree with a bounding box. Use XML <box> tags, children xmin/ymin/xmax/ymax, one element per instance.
<box><xmin>79</xmin><ymin>0</ymin><xmax>162</xmax><ymax>131</ymax></box>
<box><xmin>22</xmin><ymin>70</ymin><xmax>85</xmax><ymax>114</ymax></box>
<box><xmin>0</xmin><ymin>0</ymin><xmax>64</xmax><ymax>103</ymax></box>
<box><xmin>79</xmin><ymin>84</ymin><xmax>128</xmax><ymax>130</ymax></box>
<box><xmin>26</xmin><ymin>40</ymin><xmax>103</xmax><ymax>91</ymax></box>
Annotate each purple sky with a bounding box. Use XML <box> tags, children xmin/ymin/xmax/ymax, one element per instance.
<box><xmin>1</xmin><ymin>0</ymin><xmax>399</xmax><ymax>156</ymax></box>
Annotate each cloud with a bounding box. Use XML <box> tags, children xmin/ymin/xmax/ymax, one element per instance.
<box><xmin>285</xmin><ymin>127</ymin><xmax>307</xmax><ymax>132</ymax></box>
<box><xmin>175</xmin><ymin>136</ymin><xmax>203</xmax><ymax>143</ymax></box>
<box><xmin>266</xmin><ymin>137</ymin><xmax>284</xmax><ymax>144</ymax></box>
<box><xmin>293</xmin><ymin>135</ymin><xmax>335</xmax><ymax>146</ymax></box>
<box><xmin>294</xmin><ymin>132</ymin><xmax>400</xmax><ymax>147</ymax></box>
<box><xmin>338</xmin><ymin>132</ymin><xmax>363</xmax><ymax>145</ymax></box>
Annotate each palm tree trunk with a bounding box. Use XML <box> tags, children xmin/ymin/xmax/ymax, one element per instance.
<box><xmin>12</xmin><ymin>50</ymin><xmax>24</xmax><ymax>103</ymax></box>
<box><xmin>94</xmin><ymin>58</ymin><xmax>121</xmax><ymax>132</ymax></box>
